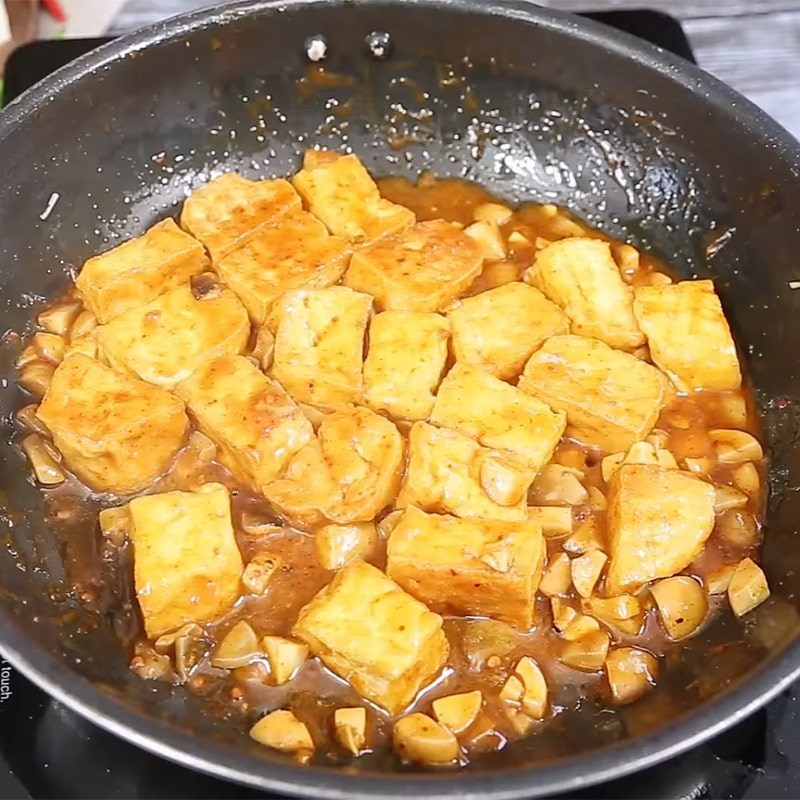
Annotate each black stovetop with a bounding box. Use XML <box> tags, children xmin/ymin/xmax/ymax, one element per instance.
<box><xmin>1</xmin><ymin>10</ymin><xmax>798</xmax><ymax>800</ymax></box>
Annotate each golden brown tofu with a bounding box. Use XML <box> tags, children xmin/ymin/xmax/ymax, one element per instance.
<box><xmin>179</xmin><ymin>173</ymin><xmax>301</xmax><ymax>260</ymax></box>
<box><xmin>431</xmin><ymin>364</ymin><xmax>566</xmax><ymax>477</ymax></box>
<box><xmin>387</xmin><ymin>507</ymin><xmax>545</xmax><ymax>628</ymax></box>
<box><xmin>526</xmin><ymin>238</ymin><xmax>644</xmax><ymax>350</ymax></box>
<box><xmin>265</xmin><ymin>405</ymin><xmax>403</xmax><ymax>526</ymax></box>
<box><xmin>76</xmin><ymin>219</ymin><xmax>210</xmax><ymax>323</ymax></box>
<box><xmin>128</xmin><ymin>483</ymin><xmax>243</xmax><ymax>638</ymax></box>
<box><xmin>519</xmin><ymin>335</ymin><xmax>668</xmax><ymax>451</ymax></box>
<box><xmin>214</xmin><ymin>210</ymin><xmax>352</xmax><ymax>325</ymax></box>
<box><xmin>292</xmin><ymin>560</ymin><xmax>448</xmax><ymax>714</ymax></box>
<box><xmin>363</xmin><ymin>311</ymin><xmax>450</xmax><ymax>420</ymax></box>
<box><xmin>36</xmin><ymin>354</ymin><xmax>188</xmax><ymax>494</ymax></box>
<box><xmin>448</xmin><ymin>283</ymin><xmax>569</xmax><ymax>379</ymax></box>
<box><xmin>633</xmin><ymin>280</ymin><xmax>742</xmax><ymax>391</ymax></box>
<box><xmin>605</xmin><ymin>464</ymin><xmax>715</xmax><ymax>594</ymax></box>
<box><xmin>395</xmin><ymin>421</ymin><xmax>527</xmax><ymax>521</ymax></box>
<box><xmin>175</xmin><ymin>355</ymin><xmax>314</xmax><ymax>491</ymax></box>
<box><xmin>271</xmin><ymin>286</ymin><xmax>372</xmax><ymax>406</ymax></box>
<box><xmin>344</xmin><ymin>220</ymin><xmax>484</xmax><ymax>312</ymax></box>
<box><xmin>96</xmin><ymin>280</ymin><xmax>250</xmax><ymax>389</ymax></box>
<box><xmin>292</xmin><ymin>151</ymin><xmax>414</xmax><ymax>246</ymax></box>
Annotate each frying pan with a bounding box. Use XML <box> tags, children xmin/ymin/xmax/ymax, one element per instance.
<box><xmin>1</xmin><ymin>1</ymin><xmax>800</xmax><ymax>797</ymax></box>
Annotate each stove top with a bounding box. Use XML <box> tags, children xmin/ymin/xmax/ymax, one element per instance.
<box><xmin>1</xmin><ymin>10</ymin><xmax>796</xmax><ymax>800</ymax></box>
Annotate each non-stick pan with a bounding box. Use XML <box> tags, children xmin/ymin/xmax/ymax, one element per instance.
<box><xmin>1</xmin><ymin>1</ymin><xmax>800</xmax><ymax>797</ymax></box>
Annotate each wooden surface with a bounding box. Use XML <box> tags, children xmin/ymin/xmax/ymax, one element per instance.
<box><xmin>111</xmin><ymin>0</ymin><xmax>800</xmax><ymax>139</ymax></box>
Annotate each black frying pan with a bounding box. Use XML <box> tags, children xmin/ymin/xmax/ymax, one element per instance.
<box><xmin>1</xmin><ymin>1</ymin><xmax>800</xmax><ymax>797</ymax></box>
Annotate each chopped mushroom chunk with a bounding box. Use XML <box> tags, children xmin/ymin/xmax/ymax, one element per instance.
<box><xmin>432</xmin><ymin>690</ymin><xmax>483</xmax><ymax>734</ymax></box>
<box><xmin>393</xmin><ymin>713</ymin><xmax>460</xmax><ymax>765</ymax></box>
<box><xmin>334</xmin><ymin>707</ymin><xmax>367</xmax><ymax>755</ymax></box>
<box><xmin>250</xmin><ymin>710</ymin><xmax>314</xmax><ymax>758</ymax></box>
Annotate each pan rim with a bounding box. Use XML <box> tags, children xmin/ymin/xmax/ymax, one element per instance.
<box><xmin>2</xmin><ymin>0</ymin><xmax>800</xmax><ymax>797</ymax></box>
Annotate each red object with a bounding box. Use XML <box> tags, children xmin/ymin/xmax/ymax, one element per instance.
<box><xmin>40</xmin><ymin>0</ymin><xmax>68</xmax><ymax>25</ymax></box>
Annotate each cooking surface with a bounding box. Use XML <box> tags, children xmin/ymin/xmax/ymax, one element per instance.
<box><xmin>0</xmin><ymin>8</ymin><xmax>798</xmax><ymax>800</ymax></box>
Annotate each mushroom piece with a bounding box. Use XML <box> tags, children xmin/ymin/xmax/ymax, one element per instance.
<box><xmin>715</xmin><ymin>509</ymin><xmax>759</xmax><ymax>548</ymax></box>
<box><xmin>499</xmin><ymin>674</ymin><xmax>525</xmax><ymax>705</ymax></box>
<box><xmin>705</xmin><ymin>563</ymin><xmax>737</xmax><ymax>595</ymax></box>
<box><xmin>130</xmin><ymin>641</ymin><xmax>173</xmax><ymax>681</ymax></box>
<box><xmin>334</xmin><ymin>707</ymin><xmax>367</xmax><ymax>755</ymax></box>
<box><xmin>393</xmin><ymin>713</ymin><xmax>460</xmax><ymax>765</ymax></box>
<box><xmin>251</xmin><ymin>325</ymin><xmax>275</xmax><ymax>370</ymax></box>
<box><xmin>530</xmin><ymin>464</ymin><xmax>588</xmax><ymax>507</ymax></box>
<box><xmin>527</xmin><ymin>506</ymin><xmax>573</xmax><ymax>536</ymax></box>
<box><xmin>473</xmin><ymin>202</ymin><xmax>513</xmax><ymax>226</ymax></box>
<box><xmin>154</xmin><ymin>622</ymin><xmax>204</xmax><ymax>654</ymax></box>
<box><xmin>18</xmin><ymin>361</ymin><xmax>55</xmax><ymax>397</ymax></box>
<box><xmin>15</xmin><ymin>404</ymin><xmax>50</xmax><ymax>437</ymax></box>
<box><xmin>210</xmin><ymin>621</ymin><xmax>260</xmax><ymax>669</ymax></box>
<box><xmin>480</xmin><ymin>455</ymin><xmax>530</xmax><ymax>506</ymax></box>
<box><xmin>586</xmin><ymin>486</ymin><xmax>608</xmax><ymax>512</ymax></box>
<box><xmin>508</xmin><ymin>230</ymin><xmax>531</xmax><ymax>247</ymax></box>
<box><xmin>539</xmin><ymin>552</ymin><xmax>572</xmax><ymax>597</ymax></box>
<box><xmin>650</xmin><ymin>576</ymin><xmax>708</xmax><ymax>640</ymax></box>
<box><xmin>315</xmin><ymin>522</ymin><xmax>377</xmax><ymax>570</ymax></box>
<box><xmin>605</xmin><ymin>647</ymin><xmax>658</xmax><ymax>705</ymax></box>
<box><xmin>464</xmin><ymin>220</ymin><xmax>506</xmax><ymax>261</ymax></box>
<box><xmin>583</xmin><ymin>595</ymin><xmax>643</xmax><ymax>636</ymax></box>
<box><xmin>713</xmin><ymin>482</ymin><xmax>749</xmax><ymax>513</ymax></box>
<box><xmin>240</xmin><ymin>513</ymin><xmax>283</xmax><ymax>537</ymax></box>
<box><xmin>655</xmin><ymin>449</ymin><xmax>679</xmax><ymax>470</ymax></box>
<box><xmin>377</xmin><ymin>509</ymin><xmax>404</xmax><ymax>539</ymax></box>
<box><xmin>242</xmin><ymin>551</ymin><xmax>283</xmax><ymax>595</ymax></box>
<box><xmin>250</xmin><ymin>709</ymin><xmax>314</xmax><ymax>757</ymax></box>
<box><xmin>570</xmin><ymin>550</ymin><xmax>607</xmax><ymax>598</ymax></box>
<box><xmin>550</xmin><ymin>597</ymin><xmax>578</xmax><ymax>634</ymax></box>
<box><xmin>32</xmin><ymin>332</ymin><xmax>66</xmax><ymax>365</ymax></box>
<box><xmin>709</xmin><ymin>429</ymin><xmax>763</xmax><ymax>464</ymax></box>
<box><xmin>37</xmin><ymin>301</ymin><xmax>82</xmax><ymax>336</ymax></box>
<box><xmin>514</xmin><ymin>657</ymin><xmax>548</xmax><ymax>719</ymax></box>
<box><xmin>505</xmin><ymin>709</ymin><xmax>536</xmax><ymax>736</ymax></box>
<box><xmin>732</xmin><ymin>462</ymin><xmax>760</xmax><ymax>496</ymax></box>
<box><xmin>461</xmin><ymin>619</ymin><xmax>520</xmax><ymax>669</ymax></box>
<box><xmin>432</xmin><ymin>690</ymin><xmax>483</xmax><ymax>734</ymax></box>
<box><xmin>560</xmin><ymin>629</ymin><xmax>610</xmax><ymax>671</ymax></box>
<box><xmin>728</xmin><ymin>558</ymin><xmax>770</xmax><ymax>617</ymax></box>
<box><xmin>70</xmin><ymin>310</ymin><xmax>98</xmax><ymax>341</ymax></box>
<box><xmin>21</xmin><ymin>434</ymin><xmax>65</xmax><ymax>486</ymax></box>
<box><xmin>262</xmin><ymin>635</ymin><xmax>308</xmax><ymax>684</ymax></box>
<box><xmin>684</xmin><ymin>457</ymin><xmax>712</xmax><ymax>476</ymax></box>
<box><xmin>98</xmin><ymin>505</ymin><xmax>131</xmax><ymax>548</ymax></box>
<box><xmin>563</xmin><ymin>517</ymin><xmax>605</xmax><ymax>555</ymax></box>
<box><xmin>561</xmin><ymin>613</ymin><xmax>601</xmax><ymax>642</ymax></box>
<box><xmin>601</xmin><ymin>452</ymin><xmax>626</xmax><ymax>483</ymax></box>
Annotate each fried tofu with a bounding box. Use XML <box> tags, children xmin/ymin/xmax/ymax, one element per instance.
<box><xmin>128</xmin><ymin>483</ymin><xmax>243</xmax><ymax>638</ymax></box>
<box><xmin>175</xmin><ymin>355</ymin><xmax>314</xmax><ymax>491</ymax></box>
<box><xmin>36</xmin><ymin>354</ymin><xmax>188</xmax><ymax>494</ymax></box>
<box><xmin>96</xmin><ymin>279</ymin><xmax>250</xmax><ymax>389</ymax></box>
<box><xmin>214</xmin><ymin>210</ymin><xmax>352</xmax><ymax>325</ymax></box>
<box><xmin>292</xmin><ymin>151</ymin><xmax>414</xmax><ymax>246</ymax></box>
<box><xmin>431</xmin><ymin>364</ymin><xmax>566</xmax><ymax>479</ymax></box>
<box><xmin>363</xmin><ymin>311</ymin><xmax>450</xmax><ymax>420</ymax></box>
<box><xmin>292</xmin><ymin>560</ymin><xmax>448</xmax><ymax>714</ymax></box>
<box><xmin>519</xmin><ymin>335</ymin><xmax>668</xmax><ymax>451</ymax></box>
<box><xmin>344</xmin><ymin>220</ymin><xmax>484</xmax><ymax>312</ymax></box>
<box><xmin>265</xmin><ymin>405</ymin><xmax>403</xmax><ymax>526</ymax></box>
<box><xmin>448</xmin><ymin>283</ymin><xmax>569</xmax><ymax>379</ymax></box>
<box><xmin>525</xmin><ymin>238</ymin><xmax>644</xmax><ymax>351</ymax></box>
<box><xmin>179</xmin><ymin>173</ymin><xmax>301</xmax><ymax>260</ymax></box>
<box><xmin>271</xmin><ymin>286</ymin><xmax>372</xmax><ymax>406</ymax></box>
<box><xmin>396</xmin><ymin>421</ymin><xmax>527</xmax><ymax>521</ymax></box>
<box><xmin>387</xmin><ymin>507</ymin><xmax>546</xmax><ymax>628</ymax></box>
<box><xmin>76</xmin><ymin>219</ymin><xmax>210</xmax><ymax>323</ymax></box>
<box><xmin>605</xmin><ymin>464</ymin><xmax>715</xmax><ymax>595</ymax></box>
<box><xmin>633</xmin><ymin>279</ymin><xmax>742</xmax><ymax>391</ymax></box>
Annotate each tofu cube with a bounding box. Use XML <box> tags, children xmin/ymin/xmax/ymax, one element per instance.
<box><xmin>292</xmin><ymin>560</ymin><xmax>449</xmax><ymax>714</ymax></box>
<box><xmin>363</xmin><ymin>311</ymin><xmax>450</xmax><ymax>420</ymax></box>
<box><xmin>36</xmin><ymin>354</ymin><xmax>188</xmax><ymax>494</ymax></box>
<box><xmin>387</xmin><ymin>507</ymin><xmax>546</xmax><ymax>628</ymax></box>
<box><xmin>525</xmin><ymin>238</ymin><xmax>644</xmax><ymax>350</ymax></box>
<box><xmin>519</xmin><ymin>335</ymin><xmax>668</xmax><ymax>451</ymax></box>
<box><xmin>605</xmin><ymin>464</ymin><xmax>715</xmax><ymax>595</ymax></box>
<box><xmin>292</xmin><ymin>151</ymin><xmax>414</xmax><ymax>246</ymax></box>
<box><xmin>96</xmin><ymin>279</ymin><xmax>250</xmax><ymax>389</ymax></box>
<box><xmin>265</xmin><ymin>405</ymin><xmax>403</xmax><ymax>526</ymax></box>
<box><xmin>396</xmin><ymin>421</ymin><xmax>527</xmax><ymax>521</ymax></box>
<box><xmin>344</xmin><ymin>220</ymin><xmax>484</xmax><ymax>312</ymax></box>
<box><xmin>431</xmin><ymin>364</ymin><xmax>566</xmax><ymax>479</ymax></box>
<box><xmin>448</xmin><ymin>282</ymin><xmax>569</xmax><ymax>379</ymax></box>
<box><xmin>633</xmin><ymin>279</ymin><xmax>742</xmax><ymax>391</ymax></box>
<box><xmin>175</xmin><ymin>354</ymin><xmax>314</xmax><ymax>491</ymax></box>
<box><xmin>76</xmin><ymin>218</ymin><xmax>210</xmax><ymax>323</ymax></box>
<box><xmin>214</xmin><ymin>210</ymin><xmax>352</xmax><ymax>325</ymax></box>
<box><xmin>271</xmin><ymin>286</ymin><xmax>372</xmax><ymax>406</ymax></box>
<box><xmin>179</xmin><ymin>173</ymin><xmax>301</xmax><ymax>260</ymax></box>
<box><xmin>128</xmin><ymin>483</ymin><xmax>243</xmax><ymax>638</ymax></box>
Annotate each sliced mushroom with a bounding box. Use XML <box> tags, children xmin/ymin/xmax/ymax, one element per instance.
<box><xmin>464</xmin><ymin>220</ymin><xmax>506</xmax><ymax>261</ymax></box>
<box><xmin>251</xmin><ymin>325</ymin><xmax>275</xmax><ymax>371</ymax></box>
<box><xmin>15</xmin><ymin>344</ymin><xmax>39</xmax><ymax>369</ymax></box>
<box><xmin>37</xmin><ymin>301</ymin><xmax>82</xmax><ymax>336</ymax></box>
<box><xmin>561</xmin><ymin>613</ymin><xmax>601</xmax><ymax>642</ymax></box>
<box><xmin>315</xmin><ymin>522</ymin><xmax>377</xmax><ymax>570</ymax></box>
<box><xmin>499</xmin><ymin>674</ymin><xmax>524</xmax><ymax>705</ymax></box>
<box><xmin>480</xmin><ymin>455</ymin><xmax>530</xmax><ymax>506</ymax></box>
<box><xmin>66</xmin><ymin>334</ymin><xmax>98</xmax><ymax>360</ymax></box>
<box><xmin>716</xmin><ymin>509</ymin><xmax>760</xmax><ymax>548</ymax></box>
<box><xmin>505</xmin><ymin>709</ymin><xmax>536</xmax><ymax>736</ymax></box>
<box><xmin>530</xmin><ymin>464</ymin><xmax>588</xmax><ymax>507</ymax></box>
<box><xmin>377</xmin><ymin>509</ymin><xmax>404</xmax><ymax>539</ymax></box>
<box><xmin>539</xmin><ymin>552</ymin><xmax>572</xmax><ymax>597</ymax></box>
<box><xmin>586</xmin><ymin>486</ymin><xmax>608</xmax><ymax>511</ymax></box>
<box><xmin>684</xmin><ymin>456</ymin><xmax>712</xmax><ymax>476</ymax></box>
<box><xmin>432</xmin><ymin>690</ymin><xmax>483</xmax><ymax>734</ymax></box>
<box><xmin>570</xmin><ymin>550</ymin><xmax>607</xmax><ymax>598</ymax></box>
<box><xmin>21</xmin><ymin>434</ymin><xmax>65</xmax><ymax>485</ymax></box>
<box><xmin>130</xmin><ymin>641</ymin><xmax>173</xmax><ymax>682</ymax></box>
<box><xmin>98</xmin><ymin>505</ymin><xmax>131</xmax><ymax>548</ymax></box>
<box><xmin>650</xmin><ymin>576</ymin><xmax>708</xmax><ymax>639</ymax></box>
<box><xmin>461</xmin><ymin>619</ymin><xmax>520</xmax><ymax>669</ymax></box>
<box><xmin>32</xmin><ymin>332</ymin><xmax>66</xmax><ymax>365</ymax></box>
<box><xmin>18</xmin><ymin>361</ymin><xmax>54</xmax><ymax>397</ymax></box>
<box><xmin>508</xmin><ymin>230</ymin><xmax>531</xmax><ymax>246</ymax></box>
<box><xmin>601</xmin><ymin>452</ymin><xmax>626</xmax><ymax>483</ymax></box>
<box><xmin>645</xmin><ymin>430</ymin><xmax>669</xmax><ymax>450</ymax></box>
<box><xmin>240</xmin><ymin>512</ymin><xmax>283</xmax><ymax>537</ymax></box>
<box><xmin>560</xmin><ymin>629</ymin><xmax>610</xmax><ymax>671</ymax></box>
<box><xmin>16</xmin><ymin>404</ymin><xmax>50</xmax><ymax>437</ymax></box>
<box><xmin>527</xmin><ymin>506</ymin><xmax>573</xmax><ymax>536</ymax></box>
<box><xmin>250</xmin><ymin>709</ymin><xmax>314</xmax><ymax>757</ymax></box>
<box><xmin>550</xmin><ymin>597</ymin><xmax>578</xmax><ymax>633</ymax></box>
<box><xmin>514</xmin><ymin>657</ymin><xmax>547</xmax><ymax>719</ymax></box>
<box><xmin>210</xmin><ymin>621</ymin><xmax>259</xmax><ymax>669</ymax></box>
<box><xmin>334</xmin><ymin>707</ymin><xmax>367</xmax><ymax>755</ymax></box>
<box><xmin>563</xmin><ymin>517</ymin><xmax>605</xmax><ymax>555</ymax></box>
<box><xmin>709</xmin><ymin>430</ymin><xmax>763</xmax><ymax>464</ymax></box>
<box><xmin>242</xmin><ymin>551</ymin><xmax>283</xmax><ymax>595</ymax></box>
<box><xmin>728</xmin><ymin>558</ymin><xmax>770</xmax><ymax>617</ymax></box>
<box><xmin>713</xmin><ymin>482</ymin><xmax>749</xmax><ymax>513</ymax></box>
<box><xmin>393</xmin><ymin>713</ymin><xmax>460</xmax><ymax>765</ymax></box>
<box><xmin>732</xmin><ymin>462</ymin><xmax>760</xmax><ymax>496</ymax></box>
<box><xmin>583</xmin><ymin>595</ymin><xmax>643</xmax><ymax>635</ymax></box>
<box><xmin>154</xmin><ymin>622</ymin><xmax>204</xmax><ymax>654</ymax></box>
<box><xmin>473</xmin><ymin>202</ymin><xmax>513</xmax><ymax>226</ymax></box>
<box><xmin>605</xmin><ymin>647</ymin><xmax>658</xmax><ymax>705</ymax></box>
<box><xmin>70</xmin><ymin>309</ymin><xmax>98</xmax><ymax>341</ymax></box>
<box><xmin>655</xmin><ymin>449</ymin><xmax>679</xmax><ymax>470</ymax></box>
<box><xmin>174</xmin><ymin>633</ymin><xmax>205</xmax><ymax>683</ymax></box>
<box><xmin>262</xmin><ymin>635</ymin><xmax>308</xmax><ymax>684</ymax></box>
<box><xmin>705</xmin><ymin>564</ymin><xmax>737</xmax><ymax>594</ymax></box>
<box><xmin>711</xmin><ymin>394</ymin><xmax>748</xmax><ymax>428</ymax></box>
